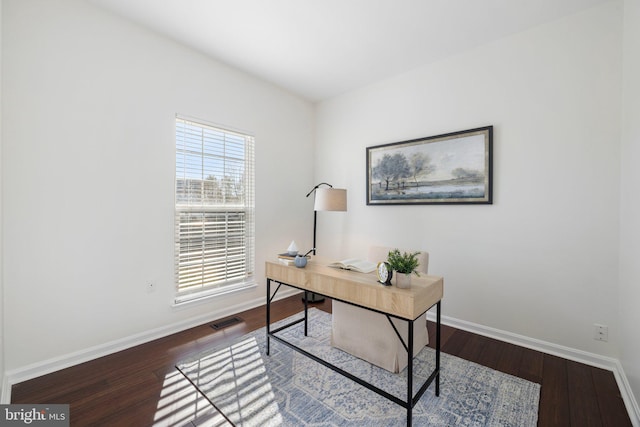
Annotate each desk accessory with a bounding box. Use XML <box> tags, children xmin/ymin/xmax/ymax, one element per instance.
<box><xmin>328</xmin><ymin>258</ymin><xmax>376</xmax><ymax>273</ymax></box>
<box><xmin>287</xmin><ymin>240</ymin><xmax>298</xmax><ymax>256</ymax></box>
<box><xmin>376</xmin><ymin>261</ymin><xmax>393</xmax><ymax>285</ymax></box>
<box><xmin>294</xmin><ymin>249</ymin><xmax>313</xmax><ymax>268</ymax></box>
<box><xmin>387</xmin><ymin>249</ymin><xmax>421</xmax><ymax>288</ymax></box>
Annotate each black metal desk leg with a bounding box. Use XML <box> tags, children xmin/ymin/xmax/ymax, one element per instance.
<box><xmin>304</xmin><ymin>291</ymin><xmax>308</xmax><ymax>336</ymax></box>
<box><xmin>407</xmin><ymin>320</ymin><xmax>414</xmax><ymax>427</ymax></box>
<box><xmin>436</xmin><ymin>300</ymin><xmax>441</xmax><ymax>396</ymax></box>
<box><xmin>266</xmin><ymin>279</ymin><xmax>271</xmax><ymax>356</ymax></box>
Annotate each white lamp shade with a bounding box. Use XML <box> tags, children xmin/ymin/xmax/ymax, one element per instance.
<box><xmin>314</xmin><ymin>188</ymin><xmax>347</xmax><ymax>212</ymax></box>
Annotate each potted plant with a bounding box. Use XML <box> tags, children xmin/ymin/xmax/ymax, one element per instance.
<box><xmin>387</xmin><ymin>249</ymin><xmax>420</xmax><ymax>288</ymax></box>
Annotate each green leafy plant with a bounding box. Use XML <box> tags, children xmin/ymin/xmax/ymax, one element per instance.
<box><xmin>387</xmin><ymin>249</ymin><xmax>421</xmax><ymax>276</ymax></box>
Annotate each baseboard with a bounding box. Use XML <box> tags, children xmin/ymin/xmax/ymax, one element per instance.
<box><xmin>612</xmin><ymin>361</ymin><xmax>640</xmax><ymax>427</ymax></box>
<box><xmin>1</xmin><ymin>375</ymin><xmax>10</xmax><ymax>405</ymax></box>
<box><xmin>427</xmin><ymin>312</ymin><xmax>640</xmax><ymax>426</ymax></box>
<box><xmin>3</xmin><ymin>287</ymin><xmax>301</xmax><ymax>402</ymax></box>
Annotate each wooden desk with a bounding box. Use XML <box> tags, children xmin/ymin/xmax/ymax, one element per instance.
<box><xmin>265</xmin><ymin>258</ymin><xmax>443</xmax><ymax>427</ymax></box>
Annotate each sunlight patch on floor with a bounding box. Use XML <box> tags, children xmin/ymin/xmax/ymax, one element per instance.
<box><xmin>154</xmin><ymin>369</ymin><xmax>228</xmax><ymax>426</ymax></box>
<box><xmin>178</xmin><ymin>336</ymin><xmax>283</xmax><ymax>426</ymax></box>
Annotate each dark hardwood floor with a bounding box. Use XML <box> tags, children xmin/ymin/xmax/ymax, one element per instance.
<box><xmin>11</xmin><ymin>296</ymin><xmax>632</xmax><ymax>426</ymax></box>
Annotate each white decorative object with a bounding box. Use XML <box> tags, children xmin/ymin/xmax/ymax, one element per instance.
<box><xmin>287</xmin><ymin>241</ymin><xmax>298</xmax><ymax>256</ymax></box>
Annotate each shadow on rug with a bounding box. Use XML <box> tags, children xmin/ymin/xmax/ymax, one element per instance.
<box><xmin>176</xmin><ymin>308</ymin><xmax>539</xmax><ymax>426</ymax></box>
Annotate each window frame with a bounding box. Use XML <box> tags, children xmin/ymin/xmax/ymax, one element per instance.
<box><xmin>174</xmin><ymin>116</ymin><xmax>255</xmax><ymax>305</ymax></box>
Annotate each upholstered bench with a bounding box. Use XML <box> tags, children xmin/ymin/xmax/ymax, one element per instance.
<box><xmin>330</xmin><ymin>246</ymin><xmax>430</xmax><ymax>373</ymax></box>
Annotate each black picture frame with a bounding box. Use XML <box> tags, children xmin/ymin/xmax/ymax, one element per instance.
<box><xmin>366</xmin><ymin>126</ymin><xmax>493</xmax><ymax>205</ymax></box>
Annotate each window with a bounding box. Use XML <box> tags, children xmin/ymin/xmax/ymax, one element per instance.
<box><xmin>175</xmin><ymin>117</ymin><xmax>255</xmax><ymax>304</ymax></box>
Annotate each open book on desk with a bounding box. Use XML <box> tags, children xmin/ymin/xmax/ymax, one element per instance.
<box><xmin>328</xmin><ymin>258</ymin><xmax>377</xmax><ymax>273</ymax></box>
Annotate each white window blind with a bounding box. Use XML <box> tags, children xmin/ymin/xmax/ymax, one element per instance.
<box><xmin>175</xmin><ymin>117</ymin><xmax>255</xmax><ymax>303</ymax></box>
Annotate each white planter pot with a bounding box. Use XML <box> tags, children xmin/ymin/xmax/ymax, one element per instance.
<box><xmin>395</xmin><ymin>272</ymin><xmax>411</xmax><ymax>288</ymax></box>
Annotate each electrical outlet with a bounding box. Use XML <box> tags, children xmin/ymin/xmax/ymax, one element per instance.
<box><xmin>594</xmin><ymin>324</ymin><xmax>608</xmax><ymax>342</ymax></box>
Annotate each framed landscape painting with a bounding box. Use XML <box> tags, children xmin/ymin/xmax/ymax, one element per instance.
<box><xmin>366</xmin><ymin>126</ymin><xmax>493</xmax><ymax>205</ymax></box>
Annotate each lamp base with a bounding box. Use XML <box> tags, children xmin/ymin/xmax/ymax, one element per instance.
<box><xmin>302</xmin><ymin>292</ymin><xmax>325</xmax><ymax>303</ymax></box>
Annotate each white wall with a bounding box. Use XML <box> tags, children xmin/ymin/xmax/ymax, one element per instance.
<box><xmin>316</xmin><ymin>1</ymin><xmax>623</xmax><ymax>357</ymax></box>
<box><xmin>619</xmin><ymin>0</ymin><xmax>640</xmax><ymax>414</ymax></box>
<box><xmin>1</xmin><ymin>0</ymin><xmax>315</xmax><ymax>375</ymax></box>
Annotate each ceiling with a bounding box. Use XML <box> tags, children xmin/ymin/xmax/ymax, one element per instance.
<box><xmin>89</xmin><ymin>0</ymin><xmax>608</xmax><ymax>102</ymax></box>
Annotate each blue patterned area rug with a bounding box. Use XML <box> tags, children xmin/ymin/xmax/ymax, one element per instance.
<box><xmin>176</xmin><ymin>308</ymin><xmax>540</xmax><ymax>426</ymax></box>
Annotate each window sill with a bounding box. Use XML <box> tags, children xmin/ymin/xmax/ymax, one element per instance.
<box><xmin>172</xmin><ymin>281</ymin><xmax>257</xmax><ymax>308</ymax></box>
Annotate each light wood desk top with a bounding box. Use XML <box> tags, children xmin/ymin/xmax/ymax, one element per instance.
<box><xmin>266</xmin><ymin>257</ymin><xmax>443</xmax><ymax>320</ymax></box>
